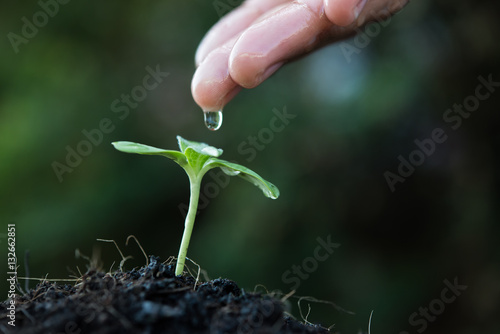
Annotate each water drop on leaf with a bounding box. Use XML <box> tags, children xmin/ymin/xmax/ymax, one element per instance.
<box><xmin>221</xmin><ymin>167</ymin><xmax>240</xmax><ymax>176</ymax></box>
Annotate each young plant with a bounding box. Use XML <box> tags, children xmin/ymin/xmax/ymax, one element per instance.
<box><xmin>112</xmin><ymin>136</ymin><xmax>279</xmax><ymax>276</ymax></box>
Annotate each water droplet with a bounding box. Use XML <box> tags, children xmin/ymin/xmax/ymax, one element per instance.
<box><xmin>221</xmin><ymin>167</ymin><xmax>240</xmax><ymax>176</ymax></box>
<box><xmin>204</xmin><ymin>110</ymin><xmax>223</xmax><ymax>131</ymax></box>
<box><xmin>201</xmin><ymin>146</ymin><xmax>221</xmax><ymax>157</ymax></box>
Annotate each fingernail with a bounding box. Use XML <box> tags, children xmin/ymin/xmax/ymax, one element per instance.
<box><xmin>353</xmin><ymin>0</ymin><xmax>367</xmax><ymax>20</ymax></box>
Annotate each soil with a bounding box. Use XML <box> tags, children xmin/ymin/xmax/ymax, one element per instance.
<box><xmin>0</xmin><ymin>256</ymin><xmax>332</xmax><ymax>334</ymax></box>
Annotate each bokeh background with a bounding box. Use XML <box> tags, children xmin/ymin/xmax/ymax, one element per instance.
<box><xmin>1</xmin><ymin>0</ymin><xmax>499</xmax><ymax>333</ymax></box>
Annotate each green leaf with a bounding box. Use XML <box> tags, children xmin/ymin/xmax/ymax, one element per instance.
<box><xmin>206</xmin><ymin>158</ymin><xmax>280</xmax><ymax>199</ymax></box>
<box><xmin>184</xmin><ymin>148</ymin><xmax>211</xmax><ymax>174</ymax></box>
<box><xmin>176</xmin><ymin>136</ymin><xmax>222</xmax><ymax>157</ymax></box>
<box><xmin>112</xmin><ymin>138</ymin><xmax>279</xmax><ymax>200</ymax></box>
<box><xmin>111</xmin><ymin>141</ymin><xmax>187</xmax><ymax>166</ymax></box>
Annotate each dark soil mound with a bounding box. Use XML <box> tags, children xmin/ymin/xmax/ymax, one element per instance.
<box><xmin>0</xmin><ymin>257</ymin><xmax>331</xmax><ymax>334</ymax></box>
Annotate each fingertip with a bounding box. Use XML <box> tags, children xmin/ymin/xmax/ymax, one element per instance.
<box><xmin>229</xmin><ymin>52</ymin><xmax>284</xmax><ymax>89</ymax></box>
<box><xmin>228</xmin><ymin>3</ymin><xmax>308</xmax><ymax>88</ymax></box>
<box><xmin>324</xmin><ymin>0</ymin><xmax>366</xmax><ymax>27</ymax></box>
<box><xmin>229</xmin><ymin>53</ymin><xmax>264</xmax><ymax>89</ymax></box>
<box><xmin>191</xmin><ymin>48</ymin><xmax>241</xmax><ymax>111</ymax></box>
<box><xmin>191</xmin><ymin>69</ymin><xmax>216</xmax><ymax>111</ymax></box>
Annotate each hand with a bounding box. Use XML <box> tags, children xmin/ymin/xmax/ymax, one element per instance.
<box><xmin>191</xmin><ymin>0</ymin><xmax>409</xmax><ymax>112</ymax></box>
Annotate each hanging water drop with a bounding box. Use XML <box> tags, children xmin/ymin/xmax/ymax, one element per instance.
<box><xmin>204</xmin><ymin>110</ymin><xmax>223</xmax><ymax>131</ymax></box>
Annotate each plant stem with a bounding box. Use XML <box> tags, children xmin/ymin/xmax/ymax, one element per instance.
<box><xmin>175</xmin><ymin>174</ymin><xmax>201</xmax><ymax>276</ymax></box>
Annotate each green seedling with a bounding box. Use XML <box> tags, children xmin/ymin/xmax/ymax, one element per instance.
<box><xmin>112</xmin><ymin>136</ymin><xmax>279</xmax><ymax>276</ymax></box>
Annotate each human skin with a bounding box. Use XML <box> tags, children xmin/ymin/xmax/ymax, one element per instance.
<box><xmin>191</xmin><ymin>0</ymin><xmax>409</xmax><ymax>112</ymax></box>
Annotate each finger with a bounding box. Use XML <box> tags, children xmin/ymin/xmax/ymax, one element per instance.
<box><xmin>228</xmin><ymin>1</ymin><xmax>342</xmax><ymax>89</ymax></box>
<box><xmin>324</xmin><ymin>0</ymin><xmax>367</xmax><ymax>27</ymax></box>
<box><xmin>327</xmin><ymin>0</ymin><xmax>409</xmax><ymax>27</ymax></box>
<box><xmin>228</xmin><ymin>0</ymin><xmax>409</xmax><ymax>88</ymax></box>
<box><xmin>195</xmin><ymin>0</ymin><xmax>291</xmax><ymax>66</ymax></box>
<box><xmin>192</xmin><ymin>40</ymin><xmax>242</xmax><ymax>112</ymax></box>
<box><xmin>192</xmin><ymin>0</ymin><xmax>410</xmax><ymax>110</ymax></box>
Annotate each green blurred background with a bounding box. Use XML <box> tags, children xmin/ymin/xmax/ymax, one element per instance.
<box><xmin>1</xmin><ymin>0</ymin><xmax>499</xmax><ymax>333</ymax></box>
